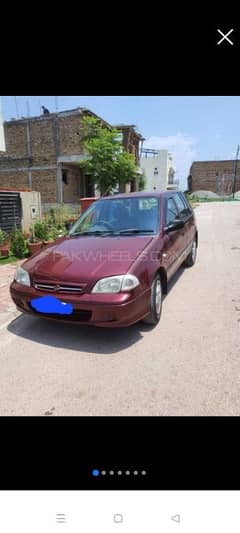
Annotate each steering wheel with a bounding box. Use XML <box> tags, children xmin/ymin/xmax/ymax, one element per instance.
<box><xmin>96</xmin><ymin>220</ymin><xmax>114</xmax><ymax>230</ymax></box>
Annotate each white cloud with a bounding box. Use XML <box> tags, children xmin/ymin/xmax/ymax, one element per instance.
<box><xmin>143</xmin><ymin>132</ymin><xmax>198</xmax><ymax>190</ymax></box>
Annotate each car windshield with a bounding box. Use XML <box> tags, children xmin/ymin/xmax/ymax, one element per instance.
<box><xmin>69</xmin><ymin>197</ymin><xmax>160</xmax><ymax>236</ymax></box>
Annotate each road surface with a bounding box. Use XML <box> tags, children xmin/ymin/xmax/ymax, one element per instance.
<box><xmin>0</xmin><ymin>202</ymin><xmax>240</xmax><ymax>415</ymax></box>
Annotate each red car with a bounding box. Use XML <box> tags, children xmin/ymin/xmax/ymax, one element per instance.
<box><xmin>10</xmin><ymin>191</ymin><xmax>198</xmax><ymax>327</ymax></box>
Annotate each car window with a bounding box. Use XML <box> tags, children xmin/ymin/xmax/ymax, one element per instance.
<box><xmin>174</xmin><ymin>193</ymin><xmax>190</xmax><ymax>219</ymax></box>
<box><xmin>166</xmin><ymin>197</ymin><xmax>179</xmax><ymax>225</ymax></box>
<box><xmin>180</xmin><ymin>193</ymin><xmax>192</xmax><ymax>215</ymax></box>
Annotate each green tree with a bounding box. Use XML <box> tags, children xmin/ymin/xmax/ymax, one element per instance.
<box><xmin>138</xmin><ymin>169</ymin><xmax>146</xmax><ymax>191</ymax></box>
<box><xmin>79</xmin><ymin>116</ymin><xmax>138</xmax><ymax>195</ymax></box>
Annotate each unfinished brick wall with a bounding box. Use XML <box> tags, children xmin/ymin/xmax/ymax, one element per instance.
<box><xmin>189</xmin><ymin>161</ymin><xmax>240</xmax><ymax>193</ymax></box>
<box><xmin>4</xmin><ymin>123</ymin><xmax>27</xmax><ymax>157</ymax></box>
<box><xmin>0</xmin><ymin>110</ymin><xmax>143</xmax><ymax>204</ymax></box>
<box><xmin>29</xmin><ymin>119</ymin><xmax>57</xmax><ymax>165</ymax></box>
<box><xmin>31</xmin><ymin>169</ymin><xmax>57</xmax><ymax>203</ymax></box>
<box><xmin>0</xmin><ymin>157</ymin><xmax>30</xmax><ymax>170</ymax></box>
<box><xmin>0</xmin><ymin>171</ymin><xmax>29</xmax><ymax>189</ymax></box>
<box><xmin>0</xmin><ymin>112</ymin><xmax>85</xmax><ymax>164</ymax></box>
<box><xmin>58</xmin><ymin>114</ymin><xmax>84</xmax><ymax>155</ymax></box>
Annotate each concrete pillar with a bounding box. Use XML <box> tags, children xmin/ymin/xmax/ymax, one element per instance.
<box><xmin>56</xmin><ymin>164</ymin><xmax>63</xmax><ymax>203</ymax></box>
<box><xmin>28</xmin><ymin>170</ymin><xmax>32</xmax><ymax>188</ymax></box>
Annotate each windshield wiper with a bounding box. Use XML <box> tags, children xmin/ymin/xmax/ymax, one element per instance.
<box><xmin>70</xmin><ymin>228</ymin><xmax>155</xmax><ymax>238</ymax></box>
<box><xmin>116</xmin><ymin>228</ymin><xmax>154</xmax><ymax>234</ymax></box>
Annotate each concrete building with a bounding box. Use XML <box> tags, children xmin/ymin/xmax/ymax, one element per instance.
<box><xmin>140</xmin><ymin>149</ymin><xmax>178</xmax><ymax>191</ymax></box>
<box><xmin>0</xmin><ymin>109</ymin><xmax>144</xmax><ymax>210</ymax></box>
<box><xmin>188</xmin><ymin>160</ymin><xmax>240</xmax><ymax>195</ymax></box>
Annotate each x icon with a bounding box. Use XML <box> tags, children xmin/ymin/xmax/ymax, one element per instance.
<box><xmin>217</xmin><ymin>28</ymin><xmax>234</xmax><ymax>45</ymax></box>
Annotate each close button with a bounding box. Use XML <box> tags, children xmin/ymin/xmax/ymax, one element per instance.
<box><xmin>217</xmin><ymin>28</ymin><xmax>234</xmax><ymax>46</ymax></box>
<box><xmin>171</xmin><ymin>514</ymin><xmax>180</xmax><ymax>523</ymax></box>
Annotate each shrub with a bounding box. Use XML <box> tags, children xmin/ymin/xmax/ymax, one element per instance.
<box><xmin>10</xmin><ymin>229</ymin><xmax>26</xmax><ymax>258</ymax></box>
<box><xmin>0</xmin><ymin>228</ymin><xmax>8</xmax><ymax>246</ymax></box>
<box><xmin>31</xmin><ymin>220</ymin><xmax>49</xmax><ymax>242</ymax></box>
<box><xmin>47</xmin><ymin>226</ymin><xmax>67</xmax><ymax>241</ymax></box>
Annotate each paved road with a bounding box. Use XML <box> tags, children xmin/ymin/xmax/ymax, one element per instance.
<box><xmin>0</xmin><ymin>202</ymin><xmax>240</xmax><ymax>416</ymax></box>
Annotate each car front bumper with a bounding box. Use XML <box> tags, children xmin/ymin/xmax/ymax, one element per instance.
<box><xmin>10</xmin><ymin>282</ymin><xmax>150</xmax><ymax>327</ymax></box>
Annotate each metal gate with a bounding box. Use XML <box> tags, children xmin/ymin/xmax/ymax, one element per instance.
<box><xmin>0</xmin><ymin>192</ymin><xmax>22</xmax><ymax>233</ymax></box>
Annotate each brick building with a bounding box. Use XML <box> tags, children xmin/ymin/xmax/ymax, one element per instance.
<box><xmin>188</xmin><ymin>160</ymin><xmax>240</xmax><ymax>195</ymax></box>
<box><xmin>0</xmin><ymin>108</ymin><xmax>144</xmax><ymax>209</ymax></box>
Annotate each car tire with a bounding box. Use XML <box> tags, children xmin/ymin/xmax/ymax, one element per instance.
<box><xmin>142</xmin><ymin>274</ymin><xmax>162</xmax><ymax>325</ymax></box>
<box><xmin>184</xmin><ymin>237</ymin><xmax>197</xmax><ymax>267</ymax></box>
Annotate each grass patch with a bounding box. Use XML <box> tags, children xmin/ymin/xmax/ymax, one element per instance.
<box><xmin>0</xmin><ymin>255</ymin><xmax>19</xmax><ymax>265</ymax></box>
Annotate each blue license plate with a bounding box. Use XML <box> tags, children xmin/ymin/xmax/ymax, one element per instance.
<box><xmin>31</xmin><ymin>295</ymin><xmax>73</xmax><ymax>315</ymax></box>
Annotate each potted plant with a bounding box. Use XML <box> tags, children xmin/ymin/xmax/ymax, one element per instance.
<box><xmin>28</xmin><ymin>225</ymin><xmax>42</xmax><ymax>256</ymax></box>
<box><xmin>10</xmin><ymin>229</ymin><xmax>26</xmax><ymax>259</ymax></box>
<box><xmin>42</xmin><ymin>228</ymin><xmax>56</xmax><ymax>245</ymax></box>
<box><xmin>32</xmin><ymin>220</ymin><xmax>49</xmax><ymax>242</ymax></box>
<box><xmin>0</xmin><ymin>229</ymin><xmax>10</xmax><ymax>257</ymax></box>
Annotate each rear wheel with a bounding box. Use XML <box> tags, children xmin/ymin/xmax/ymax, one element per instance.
<box><xmin>184</xmin><ymin>237</ymin><xmax>197</xmax><ymax>267</ymax></box>
<box><xmin>142</xmin><ymin>274</ymin><xmax>162</xmax><ymax>325</ymax></box>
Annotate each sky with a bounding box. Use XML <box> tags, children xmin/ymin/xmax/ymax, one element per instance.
<box><xmin>1</xmin><ymin>96</ymin><xmax>239</xmax><ymax>190</ymax></box>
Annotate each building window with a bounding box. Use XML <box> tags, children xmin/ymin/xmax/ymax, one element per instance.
<box><xmin>154</xmin><ymin>167</ymin><xmax>158</xmax><ymax>175</ymax></box>
<box><xmin>62</xmin><ymin>170</ymin><xmax>68</xmax><ymax>185</ymax></box>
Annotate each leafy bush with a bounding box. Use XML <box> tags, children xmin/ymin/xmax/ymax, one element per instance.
<box><xmin>0</xmin><ymin>228</ymin><xmax>8</xmax><ymax>246</ymax></box>
<box><xmin>31</xmin><ymin>220</ymin><xmax>49</xmax><ymax>242</ymax></box>
<box><xmin>10</xmin><ymin>229</ymin><xmax>27</xmax><ymax>258</ymax></box>
<box><xmin>47</xmin><ymin>226</ymin><xmax>67</xmax><ymax>241</ymax></box>
<box><xmin>49</xmin><ymin>207</ymin><xmax>56</xmax><ymax>223</ymax></box>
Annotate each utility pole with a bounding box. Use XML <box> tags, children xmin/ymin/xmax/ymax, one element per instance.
<box><xmin>14</xmin><ymin>96</ymin><xmax>19</xmax><ymax>118</ymax></box>
<box><xmin>233</xmin><ymin>144</ymin><xmax>240</xmax><ymax>198</ymax></box>
<box><xmin>26</xmin><ymin>100</ymin><xmax>30</xmax><ymax>117</ymax></box>
<box><xmin>55</xmin><ymin>96</ymin><xmax>58</xmax><ymax>112</ymax></box>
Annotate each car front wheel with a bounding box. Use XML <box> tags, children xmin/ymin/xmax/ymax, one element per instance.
<box><xmin>142</xmin><ymin>274</ymin><xmax>162</xmax><ymax>325</ymax></box>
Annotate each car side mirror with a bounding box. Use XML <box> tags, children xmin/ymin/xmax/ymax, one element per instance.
<box><xmin>164</xmin><ymin>219</ymin><xmax>185</xmax><ymax>233</ymax></box>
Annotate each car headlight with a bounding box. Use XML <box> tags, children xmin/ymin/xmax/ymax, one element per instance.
<box><xmin>92</xmin><ymin>274</ymin><xmax>140</xmax><ymax>293</ymax></box>
<box><xmin>14</xmin><ymin>266</ymin><xmax>31</xmax><ymax>287</ymax></box>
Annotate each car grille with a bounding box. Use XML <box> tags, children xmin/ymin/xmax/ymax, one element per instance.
<box><xmin>33</xmin><ymin>282</ymin><xmax>86</xmax><ymax>293</ymax></box>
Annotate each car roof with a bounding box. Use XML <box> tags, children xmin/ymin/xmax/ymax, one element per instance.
<box><xmin>98</xmin><ymin>190</ymin><xmax>182</xmax><ymax>200</ymax></box>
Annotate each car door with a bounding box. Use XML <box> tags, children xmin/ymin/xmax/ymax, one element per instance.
<box><xmin>163</xmin><ymin>195</ymin><xmax>186</xmax><ymax>280</ymax></box>
<box><xmin>174</xmin><ymin>192</ymin><xmax>195</xmax><ymax>255</ymax></box>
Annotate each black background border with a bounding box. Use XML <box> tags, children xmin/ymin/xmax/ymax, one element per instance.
<box><xmin>1</xmin><ymin>16</ymin><xmax>239</xmax><ymax>492</ymax></box>
<box><xmin>0</xmin><ymin>417</ymin><xmax>238</xmax><ymax>490</ymax></box>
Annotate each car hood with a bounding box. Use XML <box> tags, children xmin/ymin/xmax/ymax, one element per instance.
<box><xmin>23</xmin><ymin>235</ymin><xmax>153</xmax><ymax>284</ymax></box>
